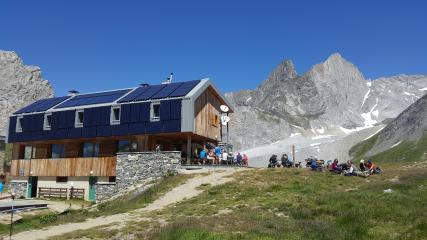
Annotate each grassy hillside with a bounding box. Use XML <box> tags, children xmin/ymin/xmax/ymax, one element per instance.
<box><xmin>349</xmin><ymin>133</ymin><xmax>427</xmax><ymax>163</ymax></box>
<box><xmin>56</xmin><ymin>164</ymin><xmax>427</xmax><ymax>240</ymax></box>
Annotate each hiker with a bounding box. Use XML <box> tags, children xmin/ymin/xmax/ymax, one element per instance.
<box><xmin>242</xmin><ymin>154</ymin><xmax>249</xmax><ymax>166</ymax></box>
<box><xmin>344</xmin><ymin>160</ymin><xmax>357</xmax><ymax>176</ymax></box>
<box><xmin>236</xmin><ymin>152</ymin><xmax>243</xmax><ymax>165</ymax></box>
<box><xmin>310</xmin><ymin>158</ymin><xmax>319</xmax><ymax>171</ymax></box>
<box><xmin>207</xmin><ymin>149</ymin><xmax>216</xmax><ymax>164</ymax></box>
<box><xmin>330</xmin><ymin>159</ymin><xmax>343</xmax><ymax>174</ymax></box>
<box><xmin>366</xmin><ymin>160</ymin><xmax>382</xmax><ymax>175</ymax></box>
<box><xmin>214</xmin><ymin>146</ymin><xmax>222</xmax><ymax>164</ymax></box>
<box><xmin>221</xmin><ymin>151</ymin><xmax>228</xmax><ymax>165</ymax></box>
<box><xmin>281</xmin><ymin>154</ymin><xmax>292</xmax><ymax>168</ymax></box>
<box><xmin>359</xmin><ymin>159</ymin><xmax>366</xmax><ymax>171</ymax></box>
<box><xmin>199</xmin><ymin>148</ymin><xmax>207</xmax><ymax>165</ymax></box>
<box><xmin>268</xmin><ymin>154</ymin><xmax>278</xmax><ymax>168</ymax></box>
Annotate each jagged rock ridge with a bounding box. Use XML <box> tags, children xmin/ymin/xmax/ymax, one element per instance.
<box><xmin>225</xmin><ymin>53</ymin><xmax>427</xmax><ymax>165</ymax></box>
<box><xmin>0</xmin><ymin>50</ymin><xmax>54</xmax><ymax>135</ymax></box>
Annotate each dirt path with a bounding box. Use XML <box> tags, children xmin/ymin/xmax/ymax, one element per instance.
<box><xmin>9</xmin><ymin>168</ymin><xmax>242</xmax><ymax>240</ymax></box>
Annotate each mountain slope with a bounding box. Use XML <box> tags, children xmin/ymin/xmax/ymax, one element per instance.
<box><xmin>349</xmin><ymin>93</ymin><xmax>427</xmax><ymax>162</ymax></box>
<box><xmin>0</xmin><ymin>50</ymin><xmax>54</xmax><ymax>135</ymax></box>
<box><xmin>225</xmin><ymin>53</ymin><xmax>427</xmax><ymax>165</ymax></box>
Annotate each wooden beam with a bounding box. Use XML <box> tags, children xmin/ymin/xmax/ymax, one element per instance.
<box><xmin>186</xmin><ymin>134</ymin><xmax>191</xmax><ymax>164</ymax></box>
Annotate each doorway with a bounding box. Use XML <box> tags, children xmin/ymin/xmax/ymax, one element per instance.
<box><xmin>27</xmin><ymin>176</ymin><xmax>38</xmax><ymax>198</ymax></box>
<box><xmin>88</xmin><ymin>176</ymin><xmax>98</xmax><ymax>202</ymax></box>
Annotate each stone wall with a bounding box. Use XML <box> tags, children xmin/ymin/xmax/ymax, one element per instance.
<box><xmin>9</xmin><ymin>181</ymin><xmax>27</xmax><ymax>198</ymax></box>
<box><xmin>95</xmin><ymin>151</ymin><xmax>181</xmax><ymax>202</ymax></box>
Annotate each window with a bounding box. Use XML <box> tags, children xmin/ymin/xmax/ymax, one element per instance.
<box><xmin>51</xmin><ymin>144</ymin><xmax>66</xmax><ymax>158</ymax></box>
<box><xmin>75</xmin><ymin>110</ymin><xmax>84</xmax><ymax>128</ymax></box>
<box><xmin>83</xmin><ymin>142</ymin><xmax>100</xmax><ymax>157</ymax></box>
<box><xmin>56</xmin><ymin>176</ymin><xmax>68</xmax><ymax>183</ymax></box>
<box><xmin>24</xmin><ymin>145</ymin><xmax>36</xmax><ymax>159</ymax></box>
<box><xmin>110</xmin><ymin>106</ymin><xmax>121</xmax><ymax>125</ymax></box>
<box><xmin>118</xmin><ymin>140</ymin><xmax>138</xmax><ymax>152</ymax></box>
<box><xmin>16</xmin><ymin>116</ymin><xmax>24</xmax><ymax>132</ymax></box>
<box><xmin>108</xmin><ymin>176</ymin><xmax>116</xmax><ymax>183</ymax></box>
<box><xmin>43</xmin><ymin>113</ymin><xmax>52</xmax><ymax>130</ymax></box>
<box><xmin>150</xmin><ymin>102</ymin><xmax>161</xmax><ymax>121</ymax></box>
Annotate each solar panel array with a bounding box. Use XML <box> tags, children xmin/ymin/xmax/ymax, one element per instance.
<box><xmin>118</xmin><ymin>80</ymin><xmax>200</xmax><ymax>103</ymax></box>
<box><xmin>14</xmin><ymin>96</ymin><xmax>71</xmax><ymax>114</ymax></box>
<box><xmin>55</xmin><ymin>89</ymin><xmax>131</xmax><ymax>108</ymax></box>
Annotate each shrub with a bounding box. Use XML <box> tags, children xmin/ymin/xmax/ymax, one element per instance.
<box><xmin>39</xmin><ymin>213</ymin><xmax>58</xmax><ymax>224</ymax></box>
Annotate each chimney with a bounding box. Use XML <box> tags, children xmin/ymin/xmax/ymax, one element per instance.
<box><xmin>68</xmin><ymin>90</ymin><xmax>79</xmax><ymax>96</ymax></box>
<box><xmin>140</xmin><ymin>83</ymin><xmax>150</xmax><ymax>87</ymax></box>
<box><xmin>162</xmin><ymin>72</ymin><xmax>174</xmax><ymax>84</ymax></box>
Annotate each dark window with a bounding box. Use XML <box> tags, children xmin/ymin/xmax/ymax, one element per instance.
<box><xmin>16</xmin><ymin>116</ymin><xmax>24</xmax><ymax>132</ymax></box>
<box><xmin>112</xmin><ymin>107</ymin><xmax>120</xmax><ymax>122</ymax></box>
<box><xmin>56</xmin><ymin>176</ymin><xmax>68</xmax><ymax>183</ymax></box>
<box><xmin>44</xmin><ymin>113</ymin><xmax>52</xmax><ymax>130</ymax></box>
<box><xmin>151</xmin><ymin>103</ymin><xmax>160</xmax><ymax>121</ymax></box>
<box><xmin>83</xmin><ymin>142</ymin><xmax>100</xmax><ymax>157</ymax></box>
<box><xmin>109</xmin><ymin>176</ymin><xmax>116</xmax><ymax>182</ymax></box>
<box><xmin>75</xmin><ymin>110</ymin><xmax>84</xmax><ymax>127</ymax></box>
<box><xmin>52</xmin><ymin>144</ymin><xmax>66</xmax><ymax>158</ymax></box>
<box><xmin>118</xmin><ymin>140</ymin><xmax>138</xmax><ymax>152</ymax></box>
<box><xmin>24</xmin><ymin>145</ymin><xmax>36</xmax><ymax>159</ymax></box>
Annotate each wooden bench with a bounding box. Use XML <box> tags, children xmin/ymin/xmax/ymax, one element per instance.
<box><xmin>38</xmin><ymin>187</ymin><xmax>68</xmax><ymax>199</ymax></box>
<box><xmin>69</xmin><ymin>188</ymin><xmax>85</xmax><ymax>199</ymax></box>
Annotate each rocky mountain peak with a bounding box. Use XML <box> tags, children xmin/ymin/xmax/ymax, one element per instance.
<box><xmin>0</xmin><ymin>50</ymin><xmax>54</xmax><ymax>135</ymax></box>
<box><xmin>270</xmin><ymin>59</ymin><xmax>297</xmax><ymax>80</ymax></box>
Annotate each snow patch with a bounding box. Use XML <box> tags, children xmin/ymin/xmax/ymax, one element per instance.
<box><xmin>290</xmin><ymin>133</ymin><xmax>301</xmax><ymax>138</ymax></box>
<box><xmin>245</xmin><ymin>97</ymin><xmax>252</xmax><ymax>103</ymax></box>
<box><xmin>310</xmin><ymin>143</ymin><xmax>321</xmax><ymax>147</ymax></box>
<box><xmin>290</xmin><ymin>124</ymin><xmax>304</xmax><ymax>130</ymax></box>
<box><xmin>363</xmin><ymin>126</ymin><xmax>385</xmax><ymax>140</ymax></box>
<box><xmin>371</xmin><ymin>110</ymin><xmax>379</xmax><ymax>118</ymax></box>
<box><xmin>404</xmin><ymin>91</ymin><xmax>416</xmax><ymax>96</ymax></box>
<box><xmin>361</xmin><ymin>98</ymin><xmax>378</xmax><ymax>127</ymax></box>
<box><xmin>366</xmin><ymin>81</ymin><xmax>372</xmax><ymax>87</ymax></box>
<box><xmin>312</xmin><ymin>135</ymin><xmax>335</xmax><ymax>140</ymax></box>
<box><xmin>316</xmin><ymin>127</ymin><xmax>325</xmax><ymax>134</ymax></box>
<box><xmin>419</xmin><ymin>87</ymin><xmax>427</xmax><ymax>91</ymax></box>
<box><xmin>361</xmin><ymin>88</ymin><xmax>371</xmax><ymax>108</ymax></box>
<box><xmin>390</xmin><ymin>141</ymin><xmax>402</xmax><ymax>149</ymax></box>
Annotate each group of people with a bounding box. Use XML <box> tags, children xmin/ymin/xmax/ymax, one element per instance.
<box><xmin>197</xmin><ymin>146</ymin><xmax>249</xmax><ymax>166</ymax></box>
<box><xmin>268</xmin><ymin>153</ymin><xmax>295</xmax><ymax>168</ymax></box>
<box><xmin>329</xmin><ymin>159</ymin><xmax>382</xmax><ymax>177</ymax></box>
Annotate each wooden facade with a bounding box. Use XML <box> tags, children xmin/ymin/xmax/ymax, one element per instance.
<box><xmin>194</xmin><ymin>86</ymin><xmax>222</xmax><ymax>141</ymax></box>
<box><xmin>10</xmin><ymin>156</ymin><xmax>116</xmax><ymax>177</ymax></box>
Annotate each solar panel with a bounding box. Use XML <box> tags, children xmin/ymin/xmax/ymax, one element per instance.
<box><xmin>118</xmin><ymin>86</ymin><xmax>150</xmax><ymax>103</ymax></box>
<box><xmin>55</xmin><ymin>89</ymin><xmax>131</xmax><ymax>108</ymax></box>
<box><xmin>151</xmin><ymin>82</ymin><xmax>184</xmax><ymax>99</ymax></box>
<box><xmin>168</xmin><ymin>80</ymin><xmax>200</xmax><ymax>97</ymax></box>
<box><xmin>132</xmin><ymin>84</ymin><xmax>167</xmax><ymax>101</ymax></box>
<box><xmin>14</xmin><ymin>96</ymin><xmax>71</xmax><ymax>114</ymax></box>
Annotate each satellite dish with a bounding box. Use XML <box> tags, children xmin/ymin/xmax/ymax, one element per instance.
<box><xmin>220</xmin><ymin>105</ymin><xmax>229</xmax><ymax>113</ymax></box>
<box><xmin>221</xmin><ymin>115</ymin><xmax>230</xmax><ymax>125</ymax></box>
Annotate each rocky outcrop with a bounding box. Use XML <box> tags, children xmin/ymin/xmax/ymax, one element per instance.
<box><xmin>226</xmin><ymin>53</ymin><xmax>427</xmax><ymax>165</ymax></box>
<box><xmin>0</xmin><ymin>50</ymin><xmax>54</xmax><ymax>135</ymax></box>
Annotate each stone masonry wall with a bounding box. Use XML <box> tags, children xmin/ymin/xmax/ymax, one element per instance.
<box><xmin>9</xmin><ymin>181</ymin><xmax>27</xmax><ymax>198</ymax></box>
<box><xmin>95</xmin><ymin>151</ymin><xmax>181</xmax><ymax>202</ymax></box>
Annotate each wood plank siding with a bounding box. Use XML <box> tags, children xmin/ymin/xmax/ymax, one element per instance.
<box><xmin>194</xmin><ymin>87</ymin><xmax>222</xmax><ymax>141</ymax></box>
<box><xmin>10</xmin><ymin>156</ymin><xmax>116</xmax><ymax>177</ymax></box>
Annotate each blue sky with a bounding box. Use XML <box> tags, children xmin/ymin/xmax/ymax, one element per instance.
<box><xmin>1</xmin><ymin>0</ymin><xmax>426</xmax><ymax>96</ymax></box>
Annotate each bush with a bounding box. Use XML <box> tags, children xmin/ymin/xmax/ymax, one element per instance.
<box><xmin>39</xmin><ymin>213</ymin><xmax>58</xmax><ymax>224</ymax></box>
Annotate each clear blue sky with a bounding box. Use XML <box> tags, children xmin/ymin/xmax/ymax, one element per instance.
<box><xmin>1</xmin><ymin>0</ymin><xmax>426</xmax><ymax>96</ymax></box>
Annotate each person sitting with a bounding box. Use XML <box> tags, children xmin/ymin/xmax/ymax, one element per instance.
<box><xmin>310</xmin><ymin>158</ymin><xmax>319</xmax><ymax>171</ymax></box>
<box><xmin>242</xmin><ymin>154</ymin><xmax>249</xmax><ymax>166</ymax></box>
<box><xmin>330</xmin><ymin>159</ymin><xmax>342</xmax><ymax>174</ymax></box>
<box><xmin>214</xmin><ymin>146</ymin><xmax>222</xmax><ymax>164</ymax></box>
<box><xmin>366</xmin><ymin>160</ymin><xmax>382</xmax><ymax>174</ymax></box>
<box><xmin>268</xmin><ymin>154</ymin><xmax>278</xmax><ymax>168</ymax></box>
<box><xmin>207</xmin><ymin>149</ymin><xmax>216</xmax><ymax>164</ymax></box>
<box><xmin>359</xmin><ymin>159</ymin><xmax>366</xmax><ymax>171</ymax></box>
<box><xmin>344</xmin><ymin>160</ymin><xmax>357</xmax><ymax>176</ymax></box>
<box><xmin>199</xmin><ymin>148</ymin><xmax>207</xmax><ymax>165</ymax></box>
<box><xmin>221</xmin><ymin>151</ymin><xmax>229</xmax><ymax>165</ymax></box>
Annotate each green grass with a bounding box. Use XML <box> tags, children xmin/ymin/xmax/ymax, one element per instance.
<box><xmin>139</xmin><ymin>166</ymin><xmax>427</xmax><ymax>240</ymax></box>
<box><xmin>0</xmin><ymin>174</ymin><xmax>191</xmax><ymax>236</ymax></box>
<box><xmin>349</xmin><ymin>133</ymin><xmax>427</xmax><ymax>163</ymax></box>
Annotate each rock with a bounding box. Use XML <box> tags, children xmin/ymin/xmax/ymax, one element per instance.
<box><xmin>225</xmin><ymin>53</ymin><xmax>427</xmax><ymax>165</ymax></box>
<box><xmin>0</xmin><ymin>50</ymin><xmax>54</xmax><ymax>135</ymax></box>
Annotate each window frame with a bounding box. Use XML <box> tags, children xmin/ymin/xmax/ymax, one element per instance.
<box><xmin>43</xmin><ymin>113</ymin><xmax>52</xmax><ymax>130</ymax></box>
<box><xmin>110</xmin><ymin>105</ymin><xmax>121</xmax><ymax>125</ymax></box>
<box><xmin>82</xmin><ymin>142</ymin><xmax>100</xmax><ymax>158</ymax></box>
<box><xmin>16</xmin><ymin>116</ymin><xmax>24</xmax><ymax>133</ymax></box>
<box><xmin>75</xmin><ymin>109</ymin><xmax>84</xmax><ymax>128</ymax></box>
<box><xmin>51</xmin><ymin>144</ymin><xmax>66</xmax><ymax>158</ymax></box>
<box><xmin>150</xmin><ymin>102</ymin><xmax>161</xmax><ymax>122</ymax></box>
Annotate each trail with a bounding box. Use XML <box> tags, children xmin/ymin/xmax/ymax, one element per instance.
<box><xmin>8</xmin><ymin>168</ymin><xmax>242</xmax><ymax>240</ymax></box>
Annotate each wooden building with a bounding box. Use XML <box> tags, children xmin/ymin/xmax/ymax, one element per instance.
<box><xmin>7</xmin><ymin>79</ymin><xmax>233</xmax><ymax>200</ymax></box>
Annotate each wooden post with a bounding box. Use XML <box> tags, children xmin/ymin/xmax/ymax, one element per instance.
<box><xmin>186</xmin><ymin>135</ymin><xmax>191</xmax><ymax>164</ymax></box>
<box><xmin>292</xmin><ymin>145</ymin><xmax>296</xmax><ymax>167</ymax></box>
<box><xmin>144</xmin><ymin>135</ymin><xmax>149</xmax><ymax>151</ymax></box>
